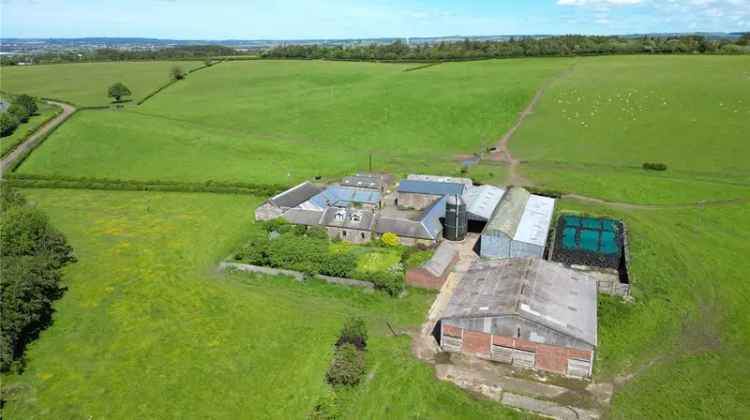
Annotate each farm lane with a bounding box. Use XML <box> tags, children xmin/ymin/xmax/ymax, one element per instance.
<box><xmin>1</xmin><ymin>101</ymin><xmax>76</xmax><ymax>174</ymax></box>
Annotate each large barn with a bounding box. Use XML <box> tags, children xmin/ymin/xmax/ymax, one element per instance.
<box><xmin>480</xmin><ymin>187</ymin><xmax>555</xmax><ymax>259</ymax></box>
<box><xmin>439</xmin><ymin>258</ymin><xmax>597</xmax><ymax>378</ymax></box>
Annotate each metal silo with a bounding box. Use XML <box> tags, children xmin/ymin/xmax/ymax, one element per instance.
<box><xmin>444</xmin><ymin>195</ymin><xmax>468</xmax><ymax>241</ymax></box>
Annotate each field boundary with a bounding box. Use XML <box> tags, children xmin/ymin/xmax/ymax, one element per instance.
<box><xmin>1</xmin><ymin>105</ymin><xmax>64</xmax><ymax>159</ymax></box>
<box><xmin>219</xmin><ymin>261</ymin><xmax>375</xmax><ymax>289</ymax></box>
<box><xmin>3</xmin><ymin>173</ymin><xmax>288</xmax><ymax>196</ymax></box>
<box><xmin>137</xmin><ymin>61</ymin><xmax>222</xmax><ymax>106</ymax></box>
<box><xmin>1</xmin><ymin>101</ymin><xmax>76</xmax><ymax>175</ymax></box>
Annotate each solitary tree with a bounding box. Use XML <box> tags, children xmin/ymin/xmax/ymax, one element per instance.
<box><xmin>170</xmin><ymin>65</ymin><xmax>186</xmax><ymax>80</ymax></box>
<box><xmin>14</xmin><ymin>94</ymin><xmax>38</xmax><ymax>116</ymax></box>
<box><xmin>107</xmin><ymin>82</ymin><xmax>131</xmax><ymax>103</ymax></box>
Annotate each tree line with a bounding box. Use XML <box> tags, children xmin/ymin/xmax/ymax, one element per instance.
<box><xmin>0</xmin><ymin>185</ymin><xmax>75</xmax><ymax>371</ymax></box>
<box><xmin>262</xmin><ymin>34</ymin><xmax>750</xmax><ymax>61</ymax></box>
<box><xmin>0</xmin><ymin>45</ymin><xmax>238</xmax><ymax>66</ymax></box>
<box><xmin>1</xmin><ymin>94</ymin><xmax>38</xmax><ymax>138</ymax></box>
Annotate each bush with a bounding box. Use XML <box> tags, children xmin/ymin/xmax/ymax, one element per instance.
<box><xmin>326</xmin><ymin>343</ymin><xmax>366</xmax><ymax>387</ymax></box>
<box><xmin>308</xmin><ymin>390</ymin><xmax>340</xmax><ymax>420</ymax></box>
<box><xmin>354</xmin><ymin>269</ymin><xmax>404</xmax><ymax>296</ymax></box>
<box><xmin>171</xmin><ymin>65</ymin><xmax>186</xmax><ymax>80</ymax></box>
<box><xmin>642</xmin><ymin>162</ymin><xmax>668</xmax><ymax>171</ymax></box>
<box><xmin>337</xmin><ymin>316</ymin><xmax>368</xmax><ymax>350</ymax></box>
<box><xmin>0</xmin><ymin>112</ymin><xmax>19</xmax><ymax>137</ymax></box>
<box><xmin>318</xmin><ymin>252</ymin><xmax>357</xmax><ymax>278</ymax></box>
<box><xmin>380</xmin><ymin>232</ymin><xmax>400</xmax><ymax>247</ymax></box>
<box><xmin>306</xmin><ymin>226</ymin><xmax>329</xmax><ymax>240</ymax></box>
<box><xmin>14</xmin><ymin>94</ymin><xmax>38</xmax><ymax>116</ymax></box>
<box><xmin>8</xmin><ymin>104</ymin><xmax>30</xmax><ymax>123</ymax></box>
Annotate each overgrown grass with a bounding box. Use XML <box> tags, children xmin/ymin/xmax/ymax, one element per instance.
<box><xmin>512</xmin><ymin>55</ymin><xmax>750</xmax><ymax>203</ymax></box>
<box><xmin>1</xmin><ymin>61</ymin><xmax>201</xmax><ymax>106</ymax></box>
<box><xmin>16</xmin><ymin>58</ymin><xmax>571</xmax><ymax>183</ymax></box>
<box><xmin>1</xmin><ymin>189</ymin><xmax>522</xmax><ymax>419</ymax></box>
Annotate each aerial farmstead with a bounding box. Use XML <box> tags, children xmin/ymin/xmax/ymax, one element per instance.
<box><xmin>256</xmin><ymin>173</ymin><xmax>631</xmax><ymax>378</ymax></box>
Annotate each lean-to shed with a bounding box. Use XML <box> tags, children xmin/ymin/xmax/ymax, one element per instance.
<box><xmin>480</xmin><ymin>187</ymin><xmax>555</xmax><ymax>259</ymax></box>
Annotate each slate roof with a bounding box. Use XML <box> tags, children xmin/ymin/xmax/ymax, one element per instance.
<box><xmin>375</xmin><ymin>195</ymin><xmax>446</xmax><ymax>240</ymax></box>
<box><xmin>442</xmin><ymin>258</ymin><xmax>597</xmax><ymax>347</ymax></box>
<box><xmin>282</xmin><ymin>208</ymin><xmax>324</xmax><ymax>226</ymax></box>
<box><xmin>269</xmin><ymin>182</ymin><xmax>323</xmax><ymax>209</ymax></box>
<box><xmin>398</xmin><ymin>180</ymin><xmax>466</xmax><ymax>196</ymax></box>
<box><xmin>320</xmin><ymin>207</ymin><xmax>376</xmax><ymax>231</ymax></box>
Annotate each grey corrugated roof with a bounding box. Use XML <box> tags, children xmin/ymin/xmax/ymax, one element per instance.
<box><xmin>407</xmin><ymin>174</ymin><xmax>473</xmax><ymax>187</ymax></box>
<box><xmin>270</xmin><ymin>182</ymin><xmax>323</xmax><ymax>209</ymax></box>
<box><xmin>441</xmin><ymin>258</ymin><xmax>597</xmax><ymax>347</ymax></box>
<box><xmin>320</xmin><ymin>207</ymin><xmax>376</xmax><ymax>231</ymax></box>
<box><xmin>281</xmin><ymin>208</ymin><xmax>324</xmax><ymax>226</ymax></box>
<box><xmin>341</xmin><ymin>174</ymin><xmax>383</xmax><ymax>190</ymax></box>
<box><xmin>462</xmin><ymin>185</ymin><xmax>506</xmax><ymax>222</ymax></box>
<box><xmin>398</xmin><ymin>180</ymin><xmax>465</xmax><ymax>196</ymax></box>
<box><xmin>484</xmin><ymin>187</ymin><xmax>530</xmax><ymax>237</ymax></box>
<box><xmin>423</xmin><ymin>242</ymin><xmax>457</xmax><ymax>277</ymax></box>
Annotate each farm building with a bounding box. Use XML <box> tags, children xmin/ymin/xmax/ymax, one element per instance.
<box><xmin>341</xmin><ymin>173</ymin><xmax>389</xmax><ymax>191</ymax></box>
<box><xmin>255</xmin><ymin>181</ymin><xmax>322</xmax><ymax>221</ymax></box>
<box><xmin>405</xmin><ymin>242</ymin><xmax>459</xmax><ymax>289</ymax></box>
<box><xmin>439</xmin><ymin>258</ymin><xmax>597</xmax><ymax>378</ymax></box>
<box><xmin>302</xmin><ymin>185</ymin><xmax>382</xmax><ymax>210</ymax></box>
<box><xmin>463</xmin><ymin>185</ymin><xmax>506</xmax><ymax>222</ymax></box>
<box><xmin>320</xmin><ymin>207</ymin><xmax>376</xmax><ymax>244</ymax></box>
<box><xmin>480</xmin><ymin>187</ymin><xmax>555</xmax><ymax>259</ymax></box>
<box><xmin>375</xmin><ymin>196</ymin><xmax>447</xmax><ymax>246</ymax></box>
<box><xmin>397</xmin><ymin>179</ymin><xmax>467</xmax><ymax>210</ymax></box>
<box><xmin>407</xmin><ymin>174</ymin><xmax>473</xmax><ymax>188</ymax></box>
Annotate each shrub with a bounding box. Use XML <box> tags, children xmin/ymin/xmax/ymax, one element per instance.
<box><xmin>318</xmin><ymin>252</ymin><xmax>357</xmax><ymax>278</ymax></box>
<box><xmin>8</xmin><ymin>104</ymin><xmax>30</xmax><ymax>123</ymax></box>
<box><xmin>14</xmin><ymin>94</ymin><xmax>38</xmax><ymax>116</ymax></box>
<box><xmin>380</xmin><ymin>232</ymin><xmax>400</xmax><ymax>247</ymax></box>
<box><xmin>642</xmin><ymin>162</ymin><xmax>668</xmax><ymax>171</ymax></box>
<box><xmin>337</xmin><ymin>317</ymin><xmax>368</xmax><ymax>350</ymax></box>
<box><xmin>0</xmin><ymin>112</ymin><xmax>19</xmax><ymax>137</ymax></box>
<box><xmin>326</xmin><ymin>343</ymin><xmax>366</xmax><ymax>387</ymax></box>
<box><xmin>171</xmin><ymin>65</ymin><xmax>186</xmax><ymax>80</ymax></box>
<box><xmin>107</xmin><ymin>82</ymin><xmax>132</xmax><ymax>102</ymax></box>
<box><xmin>306</xmin><ymin>226</ymin><xmax>329</xmax><ymax>240</ymax></box>
<box><xmin>354</xmin><ymin>269</ymin><xmax>404</xmax><ymax>296</ymax></box>
<box><xmin>308</xmin><ymin>390</ymin><xmax>340</xmax><ymax>420</ymax></box>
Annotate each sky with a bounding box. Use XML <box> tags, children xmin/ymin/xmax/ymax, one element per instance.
<box><xmin>1</xmin><ymin>0</ymin><xmax>748</xmax><ymax>39</ymax></box>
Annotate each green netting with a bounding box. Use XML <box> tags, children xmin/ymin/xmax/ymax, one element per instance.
<box><xmin>580</xmin><ymin>230</ymin><xmax>600</xmax><ymax>252</ymax></box>
<box><xmin>562</xmin><ymin>227</ymin><xmax>577</xmax><ymax>249</ymax></box>
<box><xmin>601</xmin><ymin>220</ymin><xmax>617</xmax><ymax>232</ymax></box>
<box><xmin>582</xmin><ymin>218</ymin><xmax>602</xmax><ymax>230</ymax></box>
<box><xmin>600</xmin><ymin>231</ymin><xmax>619</xmax><ymax>254</ymax></box>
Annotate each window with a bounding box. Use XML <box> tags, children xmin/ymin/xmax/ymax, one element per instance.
<box><xmin>361</xmin><ymin>233</ymin><xmax>366</xmax><ymax>239</ymax></box>
<box><xmin>342</xmin><ymin>231</ymin><xmax>347</xmax><ymax>237</ymax></box>
<box><xmin>517</xmin><ymin>327</ymin><xmax>521</xmax><ymax>338</ymax></box>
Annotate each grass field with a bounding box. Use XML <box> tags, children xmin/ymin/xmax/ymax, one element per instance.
<box><xmin>557</xmin><ymin>198</ymin><xmax>750</xmax><ymax>419</ymax></box>
<box><xmin>1</xmin><ymin>61</ymin><xmax>201</xmax><ymax>106</ymax></box>
<box><xmin>1</xmin><ymin>189</ymin><xmax>523</xmax><ymax>419</ymax></box>
<box><xmin>0</xmin><ymin>102</ymin><xmax>59</xmax><ymax>157</ymax></box>
<box><xmin>511</xmin><ymin>55</ymin><xmax>750</xmax><ymax>204</ymax></box>
<box><xmin>16</xmin><ymin>59</ymin><xmax>570</xmax><ymax>184</ymax></box>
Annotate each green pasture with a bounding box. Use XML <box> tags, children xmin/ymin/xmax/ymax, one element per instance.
<box><xmin>1</xmin><ymin>61</ymin><xmax>201</xmax><ymax>106</ymax></box>
<box><xmin>16</xmin><ymin>58</ymin><xmax>570</xmax><ymax>183</ymax></box>
<box><xmin>556</xmin><ymin>197</ymin><xmax>750</xmax><ymax>419</ymax></box>
<box><xmin>512</xmin><ymin>55</ymin><xmax>750</xmax><ymax>203</ymax></box>
<box><xmin>1</xmin><ymin>189</ymin><xmax>521</xmax><ymax>419</ymax></box>
<box><xmin>0</xmin><ymin>102</ymin><xmax>59</xmax><ymax>157</ymax></box>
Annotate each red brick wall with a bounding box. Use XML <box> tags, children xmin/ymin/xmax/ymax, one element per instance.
<box><xmin>405</xmin><ymin>268</ymin><xmax>445</xmax><ymax>289</ymax></box>
<box><xmin>441</xmin><ymin>325</ymin><xmax>593</xmax><ymax>376</ymax></box>
<box><xmin>462</xmin><ymin>330</ymin><xmax>491</xmax><ymax>356</ymax></box>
